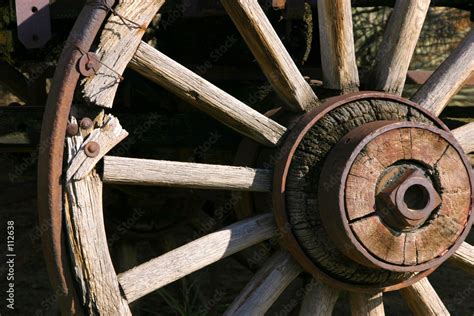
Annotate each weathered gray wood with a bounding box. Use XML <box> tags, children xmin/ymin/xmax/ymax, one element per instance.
<box><xmin>220</xmin><ymin>0</ymin><xmax>318</xmax><ymax>112</ymax></box>
<box><xmin>224</xmin><ymin>250</ymin><xmax>302</xmax><ymax>316</ymax></box>
<box><xmin>350</xmin><ymin>292</ymin><xmax>385</xmax><ymax>316</ymax></box>
<box><xmin>82</xmin><ymin>0</ymin><xmax>166</xmax><ymax>108</ymax></box>
<box><xmin>448</xmin><ymin>242</ymin><xmax>474</xmax><ymax>276</ymax></box>
<box><xmin>64</xmin><ymin>118</ymin><xmax>131</xmax><ymax>315</ymax></box>
<box><xmin>299</xmin><ymin>279</ymin><xmax>340</xmax><ymax>316</ymax></box>
<box><xmin>129</xmin><ymin>42</ymin><xmax>287</xmax><ymax>146</ymax></box>
<box><xmin>103</xmin><ymin>156</ymin><xmax>273</xmax><ymax>192</ymax></box>
<box><xmin>317</xmin><ymin>0</ymin><xmax>359</xmax><ymax>92</ymax></box>
<box><xmin>412</xmin><ymin>30</ymin><xmax>474</xmax><ymax>116</ymax></box>
<box><xmin>118</xmin><ymin>214</ymin><xmax>277</xmax><ymax>303</ymax></box>
<box><xmin>66</xmin><ymin>115</ymin><xmax>128</xmax><ymax>181</ymax></box>
<box><xmin>400</xmin><ymin>278</ymin><xmax>450</xmax><ymax>316</ymax></box>
<box><xmin>452</xmin><ymin>122</ymin><xmax>474</xmax><ymax>154</ymax></box>
<box><xmin>370</xmin><ymin>0</ymin><xmax>430</xmax><ymax>94</ymax></box>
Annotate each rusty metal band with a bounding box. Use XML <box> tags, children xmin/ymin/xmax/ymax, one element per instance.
<box><xmin>37</xmin><ymin>1</ymin><xmax>116</xmax><ymax>314</ymax></box>
<box><xmin>272</xmin><ymin>91</ymin><xmax>451</xmax><ymax>292</ymax></box>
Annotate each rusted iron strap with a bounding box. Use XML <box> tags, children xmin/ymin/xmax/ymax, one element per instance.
<box><xmin>37</xmin><ymin>0</ymin><xmax>116</xmax><ymax>314</ymax></box>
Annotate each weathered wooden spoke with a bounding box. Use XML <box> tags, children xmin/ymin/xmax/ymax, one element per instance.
<box><xmin>103</xmin><ymin>156</ymin><xmax>272</xmax><ymax>192</ymax></box>
<box><xmin>448</xmin><ymin>242</ymin><xmax>474</xmax><ymax>276</ymax></box>
<box><xmin>369</xmin><ymin>0</ymin><xmax>430</xmax><ymax>94</ymax></box>
<box><xmin>349</xmin><ymin>292</ymin><xmax>385</xmax><ymax>316</ymax></box>
<box><xmin>64</xmin><ymin>118</ymin><xmax>131</xmax><ymax>315</ymax></box>
<box><xmin>317</xmin><ymin>0</ymin><xmax>359</xmax><ymax>92</ymax></box>
<box><xmin>299</xmin><ymin>279</ymin><xmax>340</xmax><ymax>315</ymax></box>
<box><xmin>452</xmin><ymin>122</ymin><xmax>474</xmax><ymax>154</ymax></box>
<box><xmin>220</xmin><ymin>0</ymin><xmax>318</xmax><ymax>112</ymax></box>
<box><xmin>118</xmin><ymin>214</ymin><xmax>277</xmax><ymax>303</ymax></box>
<box><xmin>412</xmin><ymin>30</ymin><xmax>474</xmax><ymax>116</ymax></box>
<box><xmin>400</xmin><ymin>278</ymin><xmax>449</xmax><ymax>316</ymax></box>
<box><xmin>129</xmin><ymin>42</ymin><xmax>286</xmax><ymax>146</ymax></box>
<box><xmin>225</xmin><ymin>250</ymin><xmax>302</xmax><ymax>315</ymax></box>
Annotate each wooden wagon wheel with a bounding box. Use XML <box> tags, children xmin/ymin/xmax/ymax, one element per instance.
<box><xmin>37</xmin><ymin>0</ymin><xmax>474</xmax><ymax>314</ymax></box>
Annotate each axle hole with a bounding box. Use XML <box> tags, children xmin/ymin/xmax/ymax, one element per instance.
<box><xmin>404</xmin><ymin>184</ymin><xmax>430</xmax><ymax>211</ymax></box>
<box><xmin>31</xmin><ymin>6</ymin><xmax>38</xmax><ymax>13</ymax></box>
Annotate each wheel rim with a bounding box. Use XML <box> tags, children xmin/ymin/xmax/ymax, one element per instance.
<box><xmin>39</xmin><ymin>1</ymin><xmax>474</xmax><ymax>315</ymax></box>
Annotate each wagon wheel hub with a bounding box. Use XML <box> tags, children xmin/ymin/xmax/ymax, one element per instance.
<box><xmin>272</xmin><ymin>92</ymin><xmax>474</xmax><ymax>291</ymax></box>
<box><xmin>376</xmin><ymin>166</ymin><xmax>441</xmax><ymax>230</ymax></box>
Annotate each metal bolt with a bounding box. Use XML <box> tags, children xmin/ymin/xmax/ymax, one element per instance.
<box><xmin>66</xmin><ymin>121</ymin><xmax>79</xmax><ymax>137</ymax></box>
<box><xmin>80</xmin><ymin>117</ymin><xmax>93</xmax><ymax>130</ymax></box>
<box><xmin>378</xmin><ymin>168</ymin><xmax>441</xmax><ymax>230</ymax></box>
<box><xmin>84</xmin><ymin>141</ymin><xmax>100</xmax><ymax>158</ymax></box>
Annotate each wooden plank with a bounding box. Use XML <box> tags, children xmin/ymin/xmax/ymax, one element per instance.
<box><xmin>224</xmin><ymin>250</ymin><xmax>302</xmax><ymax>315</ymax></box>
<box><xmin>66</xmin><ymin>115</ymin><xmax>128</xmax><ymax>181</ymax></box>
<box><xmin>118</xmin><ymin>214</ymin><xmax>277</xmax><ymax>303</ymax></box>
<box><xmin>370</xmin><ymin>0</ymin><xmax>430</xmax><ymax>95</ymax></box>
<box><xmin>452</xmin><ymin>122</ymin><xmax>474</xmax><ymax>154</ymax></box>
<box><xmin>400</xmin><ymin>278</ymin><xmax>450</xmax><ymax>316</ymax></box>
<box><xmin>129</xmin><ymin>42</ymin><xmax>287</xmax><ymax>146</ymax></box>
<box><xmin>220</xmin><ymin>0</ymin><xmax>318</xmax><ymax>112</ymax></box>
<box><xmin>412</xmin><ymin>30</ymin><xmax>474</xmax><ymax>116</ymax></box>
<box><xmin>299</xmin><ymin>279</ymin><xmax>340</xmax><ymax>316</ymax></box>
<box><xmin>64</xmin><ymin>117</ymin><xmax>131</xmax><ymax>315</ymax></box>
<box><xmin>103</xmin><ymin>156</ymin><xmax>273</xmax><ymax>192</ymax></box>
<box><xmin>82</xmin><ymin>0</ymin><xmax>166</xmax><ymax>108</ymax></box>
<box><xmin>350</xmin><ymin>292</ymin><xmax>385</xmax><ymax>316</ymax></box>
<box><xmin>448</xmin><ymin>242</ymin><xmax>474</xmax><ymax>276</ymax></box>
<box><xmin>317</xmin><ymin>0</ymin><xmax>359</xmax><ymax>92</ymax></box>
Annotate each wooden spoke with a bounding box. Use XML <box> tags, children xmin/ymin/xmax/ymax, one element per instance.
<box><xmin>82</xmin><ymin>0</ymin><xmax>166</xmax><ymax>108</ymax></box>
<box><xmin>448</xmin><ymin>242</ymin><xmax>474</xmax><ymax>276</ymax></box>
<box><xmin>299</xmin><ymin>279</ymin><xmax>340</xmax><ymax>316</ymax></box>
<box><xmin>129</xmin><ymin>42</ymin><xmax>286</xmax><ymax>146</ymax></box>
<box><xmin>400</xmin><ymin>278</ymin><xmax>449</xmax><ymax>316</ymax></box>
<box><xmin>220</xmin><ymin>0</ymin><xmax>318</xmax><ymax>112</ymax></box>
<box><xmin>118</xmin><ymin>214</ymin><xmax>277</xmax><ymax>303</ymax></box>
<box><xmin>103</xmin><ymin>156</ymin><xmax>273</xmax><ymax>192</ymax></box>
<box><xmin>349</xmin><ymin>292</ymin><xmax>385</xmax><ymax>316</ymax></box>
<box><xmin>64</xmin><ymin>118</ymin><xmax>131</xmax><ymax>315</ymax></box>
<box><xmin>317</xmin><ymin>0</ymin><xmax>359</xmax><ymax>92</ymax></box>
<box><xmin>412</xmin><ymin>30</ymin><xmax>474</xmax><ymax>116</ymax></box>
<box><xmin>452</xmin><ymin>122</ymin><xmax>474</xmax><ymax>154</ymax></box>
<box><xmin>370</xmin><ymin>0</ymin><xmax>430</xmax><ymax>95</ymax></box>
<box><xmin>224</xmin><ymin>250</ymin><xmax>302</xmax><ymax>315</ymax></box>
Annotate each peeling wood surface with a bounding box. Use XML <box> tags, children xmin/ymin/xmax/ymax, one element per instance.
<box><xmin>66</xmin><ymin>115</ymin><xmax>128</xmax><ymax>181</ymax></box>
<box><xmin>118</xmin><ymin>214</ymin><xmax>277</xmax><ymax>303</ymax></box>
<box><xmin>82</xmin><ymin>0</ymin><xmax>166</xmax><ymax>108</ymax></box>
<box><xmin>412</xmin><ymin>30</ymin><xmax>474</xmax><ymax>116</ymax></box>
<box><xmin>317</xmin><ymin>0</ymin><xmax>359</xmax><ymax>92</ymax></box>
<box><xmin>225</xmin><ymin>250</ymin><xmax>302</xmax><ymax>316</ymax></box>
<box><xmin>370</xmin><ymin>0</ymin><xmax>430</xmax><ymax>94</ymax></box>
<box><xmin>220</xmin><ymin>0</ymin><xmax>318</xmax><ymax>112</ymax></box>
<box><xmin>103</xmin><ymin>156</ymin><xmax>273</xmax><ymax>192</ymax></box>
<box><xmin>400</xmin><ymin>278</ymin><xmax>450</xmax><ymax>316</ymax></box>
<box><xmin>64</xmin><ymin>118</ymin><xmax>131</xmax><ymax>315</ymax></box>
<box><xmin>129</xmin><ymin>42</ymin><xmax>287</xmax><ymax>146</ymax></box>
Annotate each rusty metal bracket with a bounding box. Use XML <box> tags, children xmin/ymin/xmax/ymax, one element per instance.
<box><xmin>15</xmin><ymin>0</ymin><xmax>52</xmax><ymax>49</ymax></box>
<box><xmin>78</xmin><ymin>52</ymin><xmax>101</xmax><ymax>77</ymax></box>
